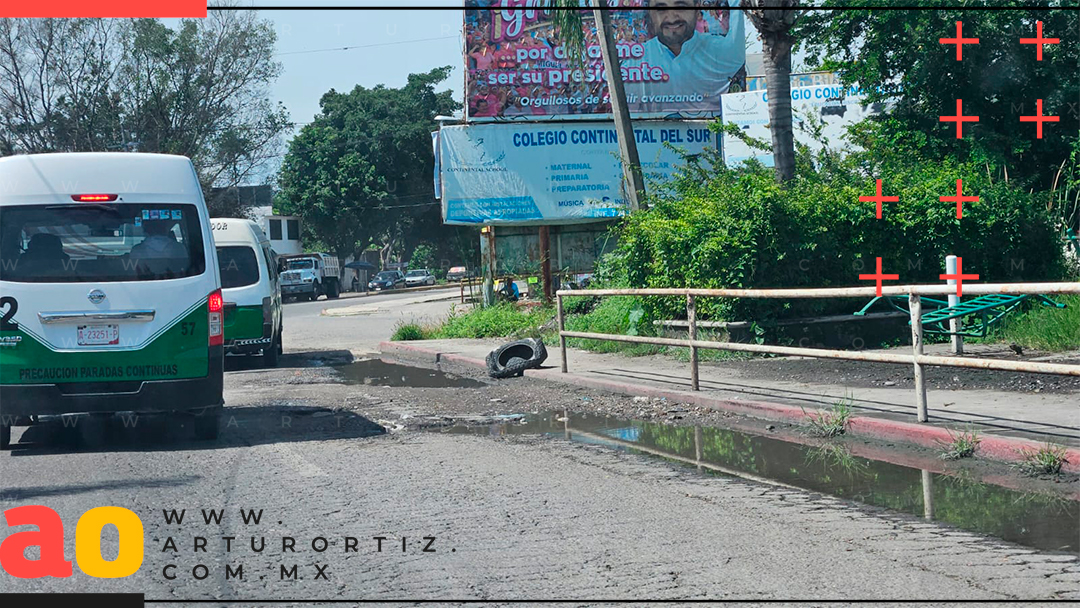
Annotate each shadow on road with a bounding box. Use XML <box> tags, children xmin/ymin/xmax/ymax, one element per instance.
<box><xmin>6</xmin><ymin>404</ymin><xmax>384</xmax><ymax>456</ymax></box>
<box><xmin>0</xmin><ymin>476</ymin><xmax>201</xmax><ymax>501</ymax></box>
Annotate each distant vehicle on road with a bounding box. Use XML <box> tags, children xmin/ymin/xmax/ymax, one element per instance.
<box><xmin>280</xmin><ymin>252</ymin><xmax>340</xmax><ymax>302</ymax></box>
<box><xmin>405</xmin><ymin>269</ymin><xmax>436</xmax><ymax>287</ymax></box>
<box><xmin>447</xmin><ymin>266</ymin><xmax>469</xmax><ymax>281</ymax></box>
<box><xmin>211</xmin><ymin>218</ymin><xmax>283</xmax><ymax>367</ymax></box>
<box><xmin>0</xmin><ymin>152</ymin><xmax>225</xmax><ymax>446</ymax></box>
<box><xmin>369</xmin><ymin>270</ymin><xmax>405</xmax><ymax>291</ymax></box>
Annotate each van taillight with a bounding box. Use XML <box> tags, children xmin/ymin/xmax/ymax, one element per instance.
<box><xmin>72</xmin><ymin>194</ymin><xmax>118</xmax><ymax>202</ymax></box>
<box><xmin>208</xmin><ymin>290</ymin><xmax>224</xmax><ymax>346</ymax></box>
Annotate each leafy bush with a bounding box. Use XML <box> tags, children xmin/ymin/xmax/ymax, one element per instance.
<box><xmin>599</xmin><ymin>121</ymin><xmax>1066</xmax><ymax>327</ymax></box>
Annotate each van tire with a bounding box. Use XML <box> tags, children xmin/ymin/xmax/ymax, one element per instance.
<box><xmin>263</xmin><ymin>332</ymin><xmax>280</xmax><ymax>367</ymax></box>
<box><xmin>193</xmin><ymin>408</ymin><xmax>220</xmax><ymax>441</ymax></box>
<box><xmin>0</xmin><ymin>423</ymin><xmax>10</xmax><ymax>449</ymax></box>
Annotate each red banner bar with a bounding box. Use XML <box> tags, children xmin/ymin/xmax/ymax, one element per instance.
<box><xmin>2</xmin><ymin>0</ymin><xmax>207</xmax><ymax>18</ymax></box>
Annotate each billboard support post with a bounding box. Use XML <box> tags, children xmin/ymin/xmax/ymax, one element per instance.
<box><xmin>593</xmin><ymin>1</ymin><xmax>645</xmax><ymax>211</ymax></box>
<box><xmin>540</xmin><ymin>225</ymin><xmax>553</xmax><ymax>302</ymax></box>
<box><xmin>482</xmin><ymin>225</ymin><xmax>496</xmax><ymax>306</ymax></box>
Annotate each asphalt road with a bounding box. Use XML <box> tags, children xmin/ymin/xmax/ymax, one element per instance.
<box><xmin>2</xmin><ymin>289</ymin><xmax>1078</xmax><ymax>603</ymax></box>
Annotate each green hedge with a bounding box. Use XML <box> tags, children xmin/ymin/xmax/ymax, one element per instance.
<box><xmin>599</xmin><ymin>127</ymin><xmax>1067</xmax><ymax>327</ymax></box>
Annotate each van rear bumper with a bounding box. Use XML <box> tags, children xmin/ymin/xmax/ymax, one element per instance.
<box><xmin>0</xmin><ymin>349</ymin><xmax>224</xmax><ymax>418</ymax></box>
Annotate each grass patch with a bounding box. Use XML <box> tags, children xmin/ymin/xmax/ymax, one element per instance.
<box><xmin>803</xmin><ymin>396</ymin><xmax>853</xmax><ymax>438</ymax></box>
<box><xmin>937</xmin><ymin>428</ymin><xmax>981</xmax><ymax>460</ymax></box>
<box><xmin>390</xmin><ymin>321</ymin><xmax>433</xmax><ymax>341</ymax></box>
<box><xmin>1015</xmin><ymin>442</ymin><xmax>1070</xmax><ymax>477</ymax></box>
<box><xmin>977</xmin><ymin>295</ymin><xmax>1080</xmax><ymax>352</ymax></box>
<box><xmin>432</xmin><ymin>303</ymin><xmax>555</xmax><ymax>340</ymax></box>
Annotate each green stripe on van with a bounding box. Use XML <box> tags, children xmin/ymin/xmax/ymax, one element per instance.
<box><xmin>225</xmin><ymin>305</ymin><xmax>265</xmax><ymax>341</ymax></box>
<box><xmin>0</xmin><ymin>304</ymin><xmax>210</xmax><ymax>385</ymax></box>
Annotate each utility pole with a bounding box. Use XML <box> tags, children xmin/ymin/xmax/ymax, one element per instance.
<box><xmin>593</xmin><ymin>0</ymin><xmax>646</xmax><ymax>211</ymax></box>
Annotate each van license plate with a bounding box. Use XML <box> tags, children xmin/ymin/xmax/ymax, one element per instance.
<box><xmin>78</xmin><ymin>325</ymin><xmax>119</xmax><ymax>346</ymax></box>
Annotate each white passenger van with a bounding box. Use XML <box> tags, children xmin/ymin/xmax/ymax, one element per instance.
<box><xmin>0</xmin><ymin>153</ymin><xmax>224</xmax><ymax>447</ymax></box>
<box><xmin>210</xmin><ymin>218</ymin><xmax>283</xmax><ymax>366</ymax></box>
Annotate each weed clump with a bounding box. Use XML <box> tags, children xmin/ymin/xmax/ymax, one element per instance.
<box><xmin>1015</xmin><ymin>443</ymin><xmax>1070</xmax><ymax>477</ymax></box>
<box><xmin>803</xmin><ymin>397</ymin><xmax>853</xmax><ymax>438</ymax></box>
<box><xmin>938</xmin><ymin>428</ymin><xmax>982</xmax><ymax>460</ymax></box>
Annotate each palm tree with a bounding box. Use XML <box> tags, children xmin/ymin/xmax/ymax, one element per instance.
<box><xmin>744</xmin><ymin>0</ymin><xmax>801</xmax><ymax>183</ymax></box>
<box><xmin>551</xmin><ymin>0</ymin><xmax>646</xmax><ymax>211</ymax></box>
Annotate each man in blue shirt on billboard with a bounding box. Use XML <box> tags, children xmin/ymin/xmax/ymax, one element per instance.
<box><xmin>625</xmin><ymin>0</ymin><xmax>746</xmax><ymax>115</ymax></box>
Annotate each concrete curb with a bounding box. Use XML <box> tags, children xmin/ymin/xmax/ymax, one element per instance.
<box><xmin>379</xmin><ymin>340</ymin><xmax>1080</xmax><ymax>473</ymax></box>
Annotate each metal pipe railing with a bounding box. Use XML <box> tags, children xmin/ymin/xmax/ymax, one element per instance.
<box><xmin>555</xmin><ymin>282</ymin><xmax>1080</xmax><ymax>424</ymax></box>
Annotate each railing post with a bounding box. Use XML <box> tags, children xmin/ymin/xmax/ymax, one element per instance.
<box><xmin>946</xmin><ymin>255</ymin><xmax>964</xmax><ymax>355</ymax></box>
<box><xmin>687</xmin><ymin>293</ymin><xmax>699</xmax><ymax>391</ymax></box>
<box><xmin>557</xmin><ymin>293</ymin><xmax>567</xmax><ymax>373</ymax></box>
<box><xmin>909</xmin><ymin>294</ymin><xmax>929</xmax><ymax>422</ymax></box>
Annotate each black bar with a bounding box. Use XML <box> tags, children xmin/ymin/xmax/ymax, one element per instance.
<box><xmin>1</xmin><ymin>594</ymin><xmax>144</xmax><ymax>608</ymax></box>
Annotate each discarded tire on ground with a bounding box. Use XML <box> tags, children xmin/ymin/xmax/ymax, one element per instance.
<box><xmin>486</xmin><ymin>338</ymin><xmax>547</xmax><ymax>379</ymax></box>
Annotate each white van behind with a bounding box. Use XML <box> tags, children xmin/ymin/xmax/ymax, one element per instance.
<box><xmin>0</xmin><ymin>153</ymin><xmax>225</xmax><ymax>447</ymax></box>
<box><xmin>211</xmin><ymin>218</ymin><xmax>283</xmax><ymax>366</ymax></box>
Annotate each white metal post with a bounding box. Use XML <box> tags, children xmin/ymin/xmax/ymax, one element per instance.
<box><xmin>946</xmin><ymin>255</ymin><xmax>963</xmax><ymax>355</ymax></box>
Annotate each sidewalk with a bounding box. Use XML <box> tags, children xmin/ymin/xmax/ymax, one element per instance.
<box><xmin>380</xmin><ymin>338</ymin><xmax>1080</xmax><ymax>471</ymax></box>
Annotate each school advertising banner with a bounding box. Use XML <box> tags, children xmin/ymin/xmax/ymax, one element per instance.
<box><xmin>439</xmin><ymin>120</ymin><xmax>718</xmax><ymax>225</ymax></box>
<box><xmin>720</xmin><ymin>84</ymin><xmax>885</xmax><ymax>167</ymax></box>
<box><xmin>464</xmin><ymin>0</ymin><xmax>746</xmax><ymax>120</ymax></box>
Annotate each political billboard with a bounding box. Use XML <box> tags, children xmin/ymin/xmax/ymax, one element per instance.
<box><xmin>464</xmin><ymin>0</ymin><xmax>746</xmax><ymax>121</ymax></box>
<box><xmin>720</xmin><ymin>84</ymin><xmax>886</xmax><ymax>167</ymax></box>
<box><xmin>440</xmin><ymin>120</ymin><xmax>718</xmax><ymax>225</ymax></box>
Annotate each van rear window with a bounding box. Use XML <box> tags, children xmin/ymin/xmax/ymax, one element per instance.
<box><xmin>0</xmin><ymin>203</ymin><xmax>206</xmax><ymax>283</ymax></box>
<box><xmin>217</xmin><ymin>246</ymin><xmax>260</xmax><ymax>289</ymax></box>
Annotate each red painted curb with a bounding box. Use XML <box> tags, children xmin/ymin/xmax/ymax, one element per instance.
<box><xmin>379</xmin><ymin>341</ymin><xmax>1080</xmax><ymax>473</ymax></box>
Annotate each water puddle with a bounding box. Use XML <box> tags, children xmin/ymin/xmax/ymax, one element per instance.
<box><xmin>334</xmin><ymin>359</ymin><xmax>485</xmax><ymax>388</ymax></box>
<box><xmin>433</xmin><ymin>411</ymin><xmax>1079</xmax><ymax>554</ymax></box>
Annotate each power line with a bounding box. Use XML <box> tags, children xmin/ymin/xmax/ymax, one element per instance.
<box><xmin>275</xmin><ymin>34</ymin><xmax>459</xmax><ymax>57</ymax></box>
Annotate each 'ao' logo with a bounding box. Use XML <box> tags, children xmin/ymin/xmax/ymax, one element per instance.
<box><xmin>1</xmin><ymin>506</ymin><xmax>144</xmax><ymax>578</ymax></box>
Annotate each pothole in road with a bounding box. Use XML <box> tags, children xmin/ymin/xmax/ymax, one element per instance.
<box><xmin>428</xmin><ymin>410</ymin><xmax>1079</xmax><ymax>554</ymax></box>
<box><xmin>333</xmin><ymin>359</ymin><xmax>486</xmax><ymax>388</ymax></box>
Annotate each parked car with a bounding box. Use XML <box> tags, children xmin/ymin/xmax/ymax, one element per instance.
<box><xmin>405</xmin><ymin>269</ymin><xmax>436</xmax><ymax>287</ymax></box>
<box><xmin>446</xmin><ymin>266</ymin><xmax>468</xmax><ymax>281</ymax></box>
<box><xmin>368</xmin><ymin>270</ymin><xmax>405</xmax><ymax>291</ymax></box>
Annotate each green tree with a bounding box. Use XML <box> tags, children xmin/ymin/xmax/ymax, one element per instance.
<box><xmin>0</xmin><ymin>14</ymin><xmax>290</xmax><ymax>214</ymax></box>
<box><xmin>744</xmin><ymin>1</ymin><xmax>801</xmax><ymax>183</ymax></box>
<box><xmin>796</xmin><ymin>1</ymin><xmax>1078</xmax><ymax>190</ymax></box>
<box><xmin>275</xmin><ymin>67</ymin><xmax>461</xmax><ymax>267</ymax></box>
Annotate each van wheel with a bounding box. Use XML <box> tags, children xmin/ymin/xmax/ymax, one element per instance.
<box><xmin>193</xmin><ymin>408</ymin><xmax>220</xmax><ymax>441</ymax></box>
<box><xmin>0</xmin><ymin>423</ymin><xmax>10</xmax><ymax>449</ymax></box>
<box><xmin>263</xmin><ymin>333</ymin><xmax>280</xmax><ymax>367</ymax></box>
